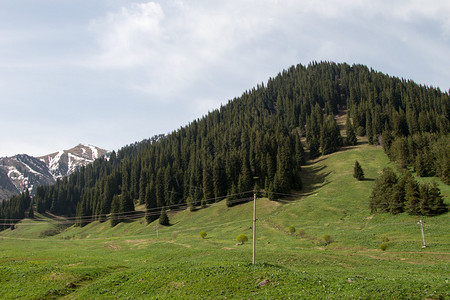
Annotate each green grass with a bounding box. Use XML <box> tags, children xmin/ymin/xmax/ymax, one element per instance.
<box><xmin>1</xmin><ymin>144</ymin><xmax>449</xmax><ymax>299</ymax></box>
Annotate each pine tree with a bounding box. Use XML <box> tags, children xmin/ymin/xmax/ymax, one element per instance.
<box><xmin>309</xmin><ymin>137</ymin><xmax>320</xmax><ymax>159</ymax></box>
<box><xmin>120</xmin><ymin>189</ymin><xmax>135</xmax><ymax>217</ymax></box>
<box><xmin>110</xmin><ymin>194</ymin><xmax>120</xmax><ymax>227</ymax></box>
<box><xmin>419</xmin><ymin>183</ymin><xmax>432</xmax><ymax>216</ymax></box>
<box><xmin>366</xmin><ymin>111</ymin><xmax>374</xmax><ymax>145</ymax></box>
<box><xmin>155</xmin><ymin>168</ymin><xmax>166</xmax><ymax>208</ymax></box>
<box><xmin>75</xmin><ymin>201</ymin><xmax>87</xmax><ymax>227</ymax></box>
<box><xmin>320</xmin><ymin>115</ymin><xmax>342</xmax><ymax>155</ymax></box>
<box><xmin>226</xmin><ymin>183</ymin><xmax>238</xmax><ymax>207</ymax></box>
<box><xmin>138</xmin><ymin>168</ymin><xmax>148</xmax><ymax>205</ymax></box>
<box><xmin>238</xmin><ymin>154</ymin><xmax>253</xmax><ymax>197</ymax></box>
<box><xmin>388</xmin><ymin>171</ymin><xmax>411</xmax><ymax>214</ymax></box>
<box><xmin>159</xmin><ymin>208</ymin><xmax>170</xmax><ymax>226</ymax></box>
<box><xmin>389</xmin><ymin>183</ymin><xmax>405</xmax><ymax>214</ymax></box>
<box><xmin>346</xmin><ymin>117</ymin><xmax>358</xmax><ymax>146</ymax></box>
<box><xmin>28</xmin><ymin>201</ymin><xmax>34</xmax><ymax>219</ymax></box>
<box><xmin>428</xmin><ymin>182</ymin><xmax>447</xmax><ymax>215</ymax></box>
<box><xmin>212</xmin><ymin>156</ymin><xmax>227</xmax><ymax>200</ymax></box>
<box><xmin>145</xmin><ymin>183</ymin><xmax>158</xmax><ymax>224</ymax></box>
<box><xmin>382</xmin><ymin>127</ymin><xmax>394</xmax><ymax>152</ymax></box>
<box><xmin>404</xmin><ymin>180</ymin><xmax>420</xmax><ymax>215</ymax></box>
<box><xmin>267</xmin><ymin>181</ymin><xmax>276</xmax><ymax>200</ymax></box>
<box><xmin>202</xmin><ymin>161</ymin><xmax>214</xmax><ymax>204</ymax></box>
<box><xmin>415</xmin><ymin>152</ymin><xmax>426</xmax><ymax>177</ymax></box>
<box><xmin>353</xmin><ymin>160</ymin><xmax>364</xmax><ymax>181</ymax></box>
<box><xmin>370</xmin><ymin>168</ymin><xmax>397</xmax><ymax>213</ymax></box>
<box><xmin>294</xmin><ymin>137</ymin><xmax>306</xmax><ymax>165</ymax></box>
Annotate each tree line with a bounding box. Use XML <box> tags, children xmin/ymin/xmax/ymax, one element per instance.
<box><xmin>1</xmin><ymin>61</ymin><xmax>448</xmax><ymax>229</ymax></box>
<box><xmin>0</xmin><ymin>189</ymin><xmax>31</xmax><ymax>230</ymax></box>
<box><xmin>370</xmin><ymin>168</ymin><xmax>447</xmax><ymax>216</ymax></box>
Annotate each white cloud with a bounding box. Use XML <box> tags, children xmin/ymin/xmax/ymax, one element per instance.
<box><xmin>84</xmin><ymin>0</ymin><xmax>450</xmax><ymax>114</ymax></box>
<box><xmin>0</xmin><ymin>0</ymin><xmax>448</xmax><ymax>157</ymax></box>
<box><xmin>91</xmin><ymin>2</ymin><xmax>165</xmax><ymax>68</ymax></box>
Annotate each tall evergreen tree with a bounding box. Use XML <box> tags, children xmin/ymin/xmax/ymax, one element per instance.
<box><xmin>353</xmin><ymin>160</ymin><xmax>364</xmax><ymax>181</ymax></box>
<box><xmin>321</xmin><ymin>115</ymin><xmax>342</xmax><ymax>155</ymax></box>
<box><xmin>370</xmin><ymin>168</ymin><xmax>397</xmax><ymax>213</ymax></box>
<box><xmin>427</xmin><ymin>182</ymin><xmax>447</xmax><ymax>215</ymax></box>
<box><xmin>346</xmin><ymin>116</ymin><xmax>358</xmax><ymax>146</ymax></box>
<box><xmin>28</xmin><ymin>201</ymin><xmax>34</xmax><ymax>219</ymax></box>
<box><xmin>120</xmin><ymin>189</ymin><xmax>135</xmax><ymax>217</ymax></box>
<box><xmin>404</xmin><ymin>179</ymin><xmax>420</xmax><ymax>215</ymax></box>
<box><xmin>110</xmin><ymin>194</ymin><xmax>120</xmax><ymax>227</ymax></box>
<box><xmin>159</xmin><ymin>208</ymin><xmax>170</xmax><ymax>226</ymax></box>
<box><xmin>145</xmin><ymin>183</ymin><xmax>158</xmax><ymax>224</ymax></box>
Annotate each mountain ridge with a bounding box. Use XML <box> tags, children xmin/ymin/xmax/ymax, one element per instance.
<box><xmin>0</xmin><ymin>144</ymin><xmax>108</xmax><ymax>201</ymax></box>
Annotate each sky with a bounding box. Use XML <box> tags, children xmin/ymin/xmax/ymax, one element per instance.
<box><xmin>0</xmin><ymin>0</ymin><xmax>449</xmax><ymax>157</ymax></box>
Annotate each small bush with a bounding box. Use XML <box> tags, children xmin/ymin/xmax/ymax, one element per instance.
<box><xmin>200</xmin><ymin>231</ymin><xmax>207</xmax><ymax>239</ymax></box>
<box><xmin>236</xmin><ymin>234</ymin><xmax>249</xmax><ymax>245</ymax></box>
<box><xmin>297</xmin><ymin>229</ymin><xmax>306</xmax><ymax>238</ymax></box>
<box><xmin>288</xmin><ymin>226</ymin><xmax>296</xmax><ymax>235</ymax></box>
<box><xmin>380</xmin><ymin>242</ymin><xmax>388</xmax><ymax>251</ymax></box>
<box><xmin>323</xmin><ymin>234</ymin><xmax>333</xmax><ymax>245</ymax></box>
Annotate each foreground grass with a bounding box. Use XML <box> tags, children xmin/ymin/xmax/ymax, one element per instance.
<box><xmin>1</xmin><ymin>144</ymin><xmax>449</xmax><ymax>299</ymax></box>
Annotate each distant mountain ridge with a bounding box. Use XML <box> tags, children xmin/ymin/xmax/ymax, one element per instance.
<box><xmin>0</xmin><ymin>144</ymin><xmax>108</xmax><ymax>201</ymax></box>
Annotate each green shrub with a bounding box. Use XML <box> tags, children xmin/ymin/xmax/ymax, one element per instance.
<box><xmin>297</xmin><ymin>229</ymin><xmax>306</xmax><ymax>238</ymax></box>
<box><xmin>236</xmin><ymin>234</ymin><xmax>249</xmax><ymax>245</ymax></box>
<box><xmin>323</xmin><ymin>234</ymin><xmax>333</xmax><ymax>245</ymax></box>
<box><xmin>380</xmin><ymin>242</ymin><xmax>388</xmax><ymax>251</ymax></box>
<box><xmin>288</xmin><ymin>226</ymin><xmax>296</xmax><ymax>235</ymax></box>
<box><xmin>200</xmin><ymin>231</ymin><xmax>207</xmax><ymax>239</ymax></box>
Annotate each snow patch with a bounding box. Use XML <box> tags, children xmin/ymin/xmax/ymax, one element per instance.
<box><xmin>19</xmin><ymin>160</ymin><xmax>42</xmax><ymax>176</ymax></box>
<box><xmin>68</xmin><ymin>153</ymin><xmax>93</xmax><ymax>174</ymax></box>
<box><xmin>83</xmin><ymin>144</ymin><xmax>99</xmax><ymax>160</ymax></box>
<box><xmin>8</xmin><ymin>166</ymin><xmax>23</xmax><ymax>180</ymax></box>
<box><xmin>48</xmin><ymin>151</ymin><xmax>64</xmax><ymax>173</ymax></box>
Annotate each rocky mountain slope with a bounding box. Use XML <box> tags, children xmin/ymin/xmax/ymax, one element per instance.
<box><xmin>0</xmin><ymin>144</ymin><xmax>108</xmax><ymax>201</ymax></box>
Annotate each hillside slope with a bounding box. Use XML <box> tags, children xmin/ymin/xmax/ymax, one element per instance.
<box><xmin>1</xmin><ymin>144</ymin><xmax>448</xmax><ymax>299</ymax></box>
<box><xmin>25</xmin><ymin>62</ymin><xmax>449</xmax><ymax>226</ymax></box>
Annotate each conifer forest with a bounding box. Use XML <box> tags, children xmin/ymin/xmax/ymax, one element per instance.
<box><xmin>1</xmin><ymin>62</ymin><xmax>449</xmax><ymax>229</ymax></box>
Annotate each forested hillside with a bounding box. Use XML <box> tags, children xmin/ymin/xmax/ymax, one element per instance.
<box><xmin>1</xmin><ymin>62</ymin><xmax>448</xmax><ymax>229</ymax></box>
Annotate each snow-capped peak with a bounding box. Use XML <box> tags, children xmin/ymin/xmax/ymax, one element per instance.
<box><xmin>0</xmin><ymin>144</ymin><xmax>108</xmax><ymax>201</ymax></box>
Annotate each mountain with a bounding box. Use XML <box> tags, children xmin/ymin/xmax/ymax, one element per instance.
<box><xmin>38</xmin><ymin>144</ymin><xmax>109</xmax><ymax>180</ymax></box>
<box><xmin>1</xmin><ymin>62</ymin><xmax>448</xmax><ymax>226</ymax></box>
<box><xmin>0</xmin><ymin>144</ymin><xmax>108</xmax><ymax>201</ymax></box>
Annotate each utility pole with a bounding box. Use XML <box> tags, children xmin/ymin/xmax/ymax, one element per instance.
<box><xmin>252</xmin><ymin>191</ymin><xmax>256</xmax><ymax>265</ymax></box>
<box><xmin>418</xmin><ymin>219</ymin><xmax>427</xmax><ymax>248</ymax></box>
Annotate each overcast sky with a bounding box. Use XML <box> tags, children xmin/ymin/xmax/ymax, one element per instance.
<box><xmin>1</xmin><ymin>0</ymin><xmax>449</xmax><ymax>157</ymax></box>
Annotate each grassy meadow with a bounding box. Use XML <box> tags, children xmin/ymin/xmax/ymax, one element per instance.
<box><xmin>1</xmin><ymin>144</ymin><xmax>449</xmax><ymax>299</ymax></box>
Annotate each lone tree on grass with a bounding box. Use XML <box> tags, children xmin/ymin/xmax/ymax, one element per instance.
<box><xmin>159</xmin><ymin>208</ymin><xmax>170</xmax><ymax>226</ymax></box>
<box><xmin>236</xmin><ymin>234</ymin><xmax>248</xmax><ymax>245</ymax></box>
<box><xmin>354</xmin><ymin>160</ymin><xmax>364</xmax><ymax>181</ymax></box>
<box><xmin>200</xmin><ymin>231</ymin><xmax>207</xmax><ymax>239</ymax></box>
